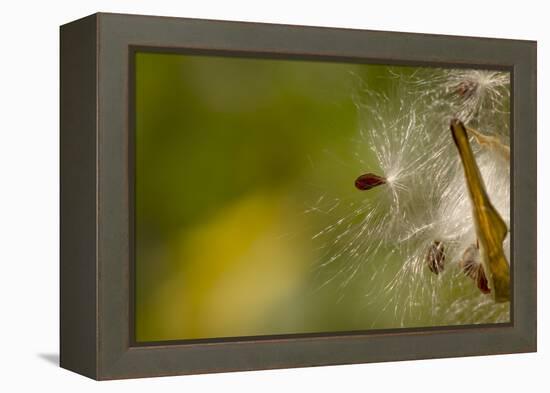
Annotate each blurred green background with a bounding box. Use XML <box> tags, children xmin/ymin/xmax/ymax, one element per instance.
<box><xmin>134</xmin><ymin>53</ymin><xmax>464</xmax><ymax>342</ymax></box>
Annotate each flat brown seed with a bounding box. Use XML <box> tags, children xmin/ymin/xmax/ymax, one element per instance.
<box><xmin>426</xmin><ymin>241</ymin><xmax>445</xmax><ymax>274</ymax></box>
<box><xmin>454</xmin><ymin>80</ymin><xmax>478</xmax><ymax>99</ymax></box>
<box><xmin>459</xmin><ymin>243</ymin><xmax>491</xmax><ymax>295</ymax></box>
<box><xmin>459</xmin><ymin>243</ymin><xmax>480</xmax><ymax>279</ymax></box>
<box><xmin>354</xmin><ymin>173</ymin><xmax>387</xmax><ymax>191</ymax></box>
<box><xmin>476</xmin><ymin>267</ymin><xmax>491</xmax><ymax>294</ymax></box>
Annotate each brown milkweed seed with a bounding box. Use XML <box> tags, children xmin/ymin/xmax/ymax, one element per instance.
<box><xmin>459</xmin><ymin>243</ymin><xmax>491</xmax><ymax>294</ymax></box>
<box><xmin>426</xmin><ymin>240</ymin><xmax>445</xmax><ymax>274</ymax></box>
<box><xmin>354</xmin><ymin>173</ymin><xmax>387</xmax><ymax>191</ymax></box>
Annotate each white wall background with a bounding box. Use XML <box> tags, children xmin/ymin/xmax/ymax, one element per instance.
<box><xmin>0</xmin><ymin>0</ymin><xmax>546</xmax><ymax>391</ymax></box>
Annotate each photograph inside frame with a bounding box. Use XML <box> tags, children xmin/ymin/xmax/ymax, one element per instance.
<box><xmin>133</xmin><ymin>51</ymin><xmax>511</xmax><ymax>343</ymax></box>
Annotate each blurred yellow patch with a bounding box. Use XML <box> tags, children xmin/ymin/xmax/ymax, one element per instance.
<box><xmin>138</xmin><ymin>192</ymin><xmax>310</xmax><ymax>341</ymax></box>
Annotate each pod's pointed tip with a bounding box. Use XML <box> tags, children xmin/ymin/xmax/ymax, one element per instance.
<box><xmin>450</xmin><ymin>117</ymin><xmax>461</xmax><ymax>128</ymax></box>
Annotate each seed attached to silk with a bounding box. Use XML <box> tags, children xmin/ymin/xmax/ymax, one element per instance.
<box><xmin>459</xmin><ymin>243</ymin><xmax>491</xmax><ymax>295</ymax></box>
<box><xmin>454</xmin><ymin>80</ymin><xmax>478</xmax><ymax>99</ymax></box>
<box><xmin>426</xmin><ymin>240</ymin><xmax>445</xmax><ymax>274</ymax></box>
<box><xmin>354</xmin><ymin>173</ymin><xmax>387</xmax><ymax>191</ymax></box>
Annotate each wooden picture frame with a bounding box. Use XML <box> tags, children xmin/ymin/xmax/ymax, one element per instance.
<box><xmin>60</xmin><ymin>12</ymin><xmax>537</xmax><ymax>380</ymax></box>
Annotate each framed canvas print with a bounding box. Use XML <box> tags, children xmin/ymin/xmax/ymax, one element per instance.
<box><xmin>60</xmin><ymin>12</ymin><xmax>537</xmax><ymax>380</ymax></box>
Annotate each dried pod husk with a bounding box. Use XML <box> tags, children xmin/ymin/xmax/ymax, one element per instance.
<box><xmin>459</xmin><ymin>243</ymin><xmax>491</xmax><ymax>294</ymax></box>
<box><xmin>451</xmin><ymin>119</ymin><xmax>509</xmax><ymax>302</ymax></box>
<box><xmin>426</xmin><ymin>241</ymin><xmax>445</xmax><ymax>274</ymax></box>
<box><xmin>354</xmin><ymin>173</ymin><xmax>387</xmax><ymax>191</ymax></box>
